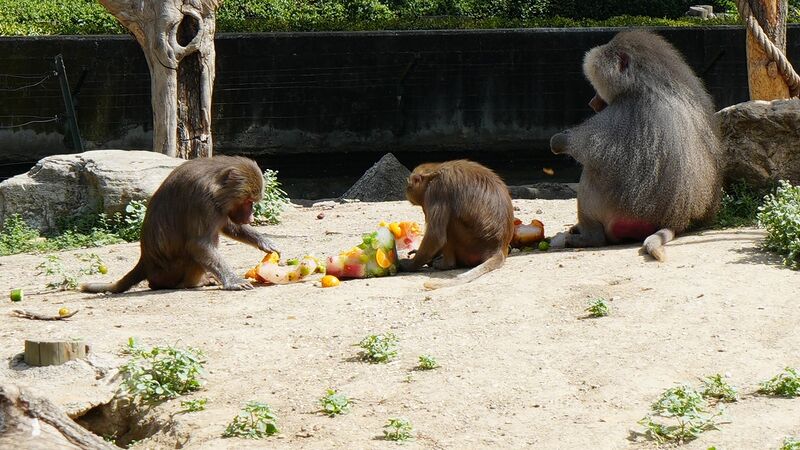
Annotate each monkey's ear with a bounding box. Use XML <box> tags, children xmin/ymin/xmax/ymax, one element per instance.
<box><xmin>219</xmin><ymin>166</ymin><xmax>245</xmax><ymax>186</ymax></box>
<box><xmin>410</xmin><ymin>173</ymin><xmax>424</xmax><ymax>185</ymax></box>
<box><xmin>617</xmin><ymin>51</ymin><xmax>630</xmax><ymax>72</ymax></box>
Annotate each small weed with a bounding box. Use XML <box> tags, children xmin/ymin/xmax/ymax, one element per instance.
<box><xmin>638</xmin><ymin>385</ymin><xmax>721</xmax><ymax>443</ymax></box>
<box><xmin>319</xmin><ymin>389</ymin><xmax>351</xmax><ymax>417</ymax></box>
<box><xmin>417</xmin><ymin>354</ymin><xmax>439</xmax><ymax>370</ymax></box>
<box><xmin>585</xmin><ymin>298</ymin><xmax>610</xmax><ymax>317</ymax></box>
<box><xmin>758</xmin><ymin>180</ymin><xmax>800</xmax><ymax>269</ymax></box>
<box><xmin>700</xmin><ymin>373</ymin><xmax>738</xmax><ymax>403</ymax></box>
<box><xmin>357</xmin><ymin>333</ymin><xmax>399</xmax><ymax>363</ymax></box>
<box><xmin>179</xmin><ymin>398</ymin><xmax>207</xmax><ymax>413</ymax></box>
<box><xmin>0</xmin><ymin>214</ymin><xmax>40</xmax><ymax>255</ymax></box>
<box><xmin>781</xmin><ymin>437</ymin><xmax>800</xmax><ymax>450</ymax></box>
<box><xmin>36</xmin><ymin>253</ymin><xmax>106</xmax><ymax>291</ymax></box>
<box><xmin>222</xmin><ymin>401</ymin><xmax>279</xmax><ymax>439</ymax></box>
<box><xmin>253</xmin><ymin>169</ymin><xmax>289</xmax><ymax>225</ymax></box>
<box><xmin>758</xmin><ymin>367</ymin><xmax>800</xmax><ymax>397</ymax></box>
<box><xmin>120</xmin><ymin>339</ymin><xmax>205</xmax><ymax>404</ymax></box>
<box><xmin>383</xmin><ymin>417</ymin><xmax>413</xmax><ymax>442</ymax></box>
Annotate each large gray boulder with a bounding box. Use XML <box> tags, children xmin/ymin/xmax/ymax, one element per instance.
<box><xmin>0</xmin><ymin>150</ymin><xmax>184</xmax><ymax>233</ymax></box>
<box><xmin>340</xmin><ymin>153</ymin><xmax>411</xmax><ymax>202</ymax></box>
<box><xmin>717</xmin><ymin>99</ymin><xmax>800</xmax><ymax>187</ymax></box>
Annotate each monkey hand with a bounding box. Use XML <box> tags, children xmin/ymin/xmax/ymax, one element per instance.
<box><xmin>548</xmin><ymin>232</ymin><xmax>567</xmax><ymax>249</ymax></box>
<box><xmin>550</xmin><ymin>130</ymin><xmax>571</xmax><ymax>155</ymax></box>
<box><xmin>222</xmin><ymin>277</ymin><xmax>254</xmax><ymax>290</ymax></box>
<box><xmin>257</xmin><ymin>236</ymin><xmax>280</xmax><ymax>254</ymax></box>
<box><xmin>399</xmin><ymin>258</ymin><xmax>420</xmax><ymax>272</ymax></box>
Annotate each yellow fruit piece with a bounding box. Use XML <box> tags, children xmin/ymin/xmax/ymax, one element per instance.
<box><xmin>375</xmin><ymin>248</ymin><xmax>394</xmax><ymax>269</ymax></box>
<box><xmin>58</xmin><ymin>308</ymin><xmax>70</xmax><ymax>317</ymax></box>
<box><xmin>321</xmin><ymin>275</ymin><xmax>340</xmax><ymax>288</ymax></box>
<box><xmin>262</xmin><ymin>251</ymin><xmax>280</xmax><ymax>264</ymax></box>
<box><xmin>389</xmin><ymin>222</ymin><xmax>402</xmax><ymax>238</ymax></box>
<box><xmin>98</xmin><ymin>265</ymin><xmax>108</xmax><ymax>274</ymax></box>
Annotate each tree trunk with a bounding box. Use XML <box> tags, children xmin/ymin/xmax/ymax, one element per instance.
<box><xmin>745</xmin><ymin>0</ymin><xmax>790</xmax><ymax>100</ymax></box>
<box><xmin>98</xmin><ymin>0</ymin><xmax>220</xmax><ymax>158</ymax></box>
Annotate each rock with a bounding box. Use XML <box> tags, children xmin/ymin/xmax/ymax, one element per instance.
<box><xmin>717</xmin><ymin>99</ymin><xmax>800</xmax><ymax>187</ymax></box>
<box><xmin>507</xmin><ymin>183</ymin><xmax>577</xmax><ymax>200</ymax></box>
<box><xmin>340</xmin><ymin>153</ymin><xmax>410</xmax><ymax>202</ymax></box>
<box><xmin>0</xmin><ymin>150</ymin><xmax>184</xmax><ymax>233</ymax></box>
<box><xmin>687</xmin><ymin>5</ymin><xmax>714</xmax><ymax>19</ymax></box>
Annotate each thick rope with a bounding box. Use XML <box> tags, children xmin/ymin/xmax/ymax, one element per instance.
<box><xmin>736</xmin><ymin>0</ymin><xmax>800</xmax><ymax>97</ymax></box>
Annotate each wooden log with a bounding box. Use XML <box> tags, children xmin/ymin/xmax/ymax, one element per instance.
<box><xmin>0</xmin><ymin>384</ymin><xmax>116</xmax><ymax>450</ymax></box>
<box><xmin>24</xmin><ymin>340</ymin><xmax>89</xmax><ymax>367</ymax></box>
<box><xmin>746</xmin><ymin>0</ymin><xmax>790</xmax><ymax>99</ymax></box>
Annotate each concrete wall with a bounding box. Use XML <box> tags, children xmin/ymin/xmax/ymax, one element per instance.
<box><xmin>0</xmin><ymin>27</ymin><xmax>793</xmax><ymax>165</ymax></box>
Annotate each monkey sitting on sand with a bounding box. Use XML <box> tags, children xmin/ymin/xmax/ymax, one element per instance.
<box><xmin>399</xmin><ymin>160</ymin><xmax>514</xmax><ymax>289</ymax></box>
<box><xmin>549</xmin><ymin>30</ymin><xmax>722</xmax><ymax>261</ymax></box>
<box><xmin>81</xmin><ymin>156</ymin><xmax>279</xmax><ymax>293</ymax></box>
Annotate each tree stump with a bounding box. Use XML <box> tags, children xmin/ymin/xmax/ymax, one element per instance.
<box><xmin>24</xmin><ymin>340</ymin><xmax>89</xmax><ymax>367</ymax></box>
<box><xmin>0</xmin><ymin>384</ymin><xmax>116</xmax><ymax>450</ymax></box>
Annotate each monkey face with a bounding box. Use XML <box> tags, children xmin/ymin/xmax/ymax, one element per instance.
<box><xmin>405</xmin><ymin>173</ymin><xmax>426</xmax><ymax>206</ymax></box>
<box><xmin>228</xmin><ymin>198</ymin><xmax>256</xmax><ymax>224</ymax></box>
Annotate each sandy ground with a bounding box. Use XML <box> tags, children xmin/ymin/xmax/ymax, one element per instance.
<box><xmin>1</xmin><ymin>199</ymin><xmax>799</xmax><ymax>449</ymax></box>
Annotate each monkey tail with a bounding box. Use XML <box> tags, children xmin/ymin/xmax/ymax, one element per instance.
<box><xmin>642</xmin><ymin>228</ymin><xmax>675</xmax><ymax>262</ymax></box>
<box><xmin>80</xmin><ymin>260</ymin><xmax>146</xmax><ymax>294</ymax></box>
<box><xmin>423</xmin><ymin>251</ymin><xmax>505</xmax><ymax>290</ymax></box>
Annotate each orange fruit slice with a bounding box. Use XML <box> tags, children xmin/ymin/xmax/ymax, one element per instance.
<box><xmin>321</xmin><ymin>275</ymin><xmax>340</xmax><ymax>288</ymax></box>
<box><xmin>375</xmin><ymin>248</ymin><xmax>394</xmax><ymax>269</ymax></box>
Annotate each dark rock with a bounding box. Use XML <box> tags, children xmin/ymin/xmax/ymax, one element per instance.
<box><xmin>340</xmin><ymin>153</ymin><xmax>411</xmax><ymax>202</ymax></box>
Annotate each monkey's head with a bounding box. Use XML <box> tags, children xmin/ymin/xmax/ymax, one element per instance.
<box><xmin>216</xmin><ymin>159</ymin><xmax>264</xmax><ymax>225</ymax></box>
<box><xmin>406</xmin><ymin>163</ymin><xmax>440</xmax><ymax>206</ymax></box>
<box><xmin>582</xmin><ymin>30</ymin><xmax>695</xmax><ymax>108</ymax></box>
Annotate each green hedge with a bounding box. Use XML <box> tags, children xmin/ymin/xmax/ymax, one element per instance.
<box><xmin>0</xmin><ymin>0</ymin><xmax>747</xmax><ymax>36</ymax></box>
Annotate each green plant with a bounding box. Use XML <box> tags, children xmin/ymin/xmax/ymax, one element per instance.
<box><xmin>222</xmin><ymin>401</ymin><xmax>279</xmax><ymax>439</ymax></box>
<box><xmin>179</xmin><ymin>398</ymin><xmax>207</xmax><ymax>413</ymax></box>
<box><xmin>758</xmin><ymin>180</ymin><xmax>800</xmax><ymax>269</ymax></box>
<box><xmin>319</xmin><ymin>389</ymin><xmax>351</xmax><ymax>417</ymax></box>
<box><xmin>715</xmin><ymin>181</ymin><xmax>767</xmax><ymax>228</ymax></box>
<box><xmin>383</xmin><ymin>417</ymin><xmax>413</xmax><ymax>441</ymax></box>
<box><xmin>120</xmin><ymin>339</ymin><xmax>205</xmax><ymax>404</ymax></box>
<box><xmin>638</xmin><ymin>385</ymin><xmax>722</xmax><ymax>443</ymax></box>
<box><xmin>0</xmin><ymin>214</ymin><xmax>40</xmax><ymax>255</ymax></box>
<box><xmin>585</xmin><ymin>298</ymin><xmax>610</xmax><ymax>317</ymax></box>
<box><xmin>36</xmin><ymin>253</ymin><xmax>107</xmax><ymax>291</ymax></box>
<box><xmin>700</xmin><ymin>373</ymin><xmax>738</xmax><ymax>403</ymax></box>
<box><xmin>116</xmin><ymin>200</ymin><xmax>148</xmax><ymax>242</ymax></box>
<box><xmin>758</xmin><ymin>367</ymin><xmax>800</xmax><ymax>397</ymax></box>
<box><xmin>357</xmin><ymin>333</ymin><xmax>399</xmax><ymax>363</ymax></box>
<box><xmin>781</xmin><ymin>437</ymin><xmax>800</xmax><ymax>450</ymax></box>
<box><xmin>417</xmin><ymin>354</ymin><xmax>439</xmax><ymax>370</ymax></box>
<box><xmin>252</xmin><ymin>169</ymin><xmax>289</xmax><ymax>225</ymax></box>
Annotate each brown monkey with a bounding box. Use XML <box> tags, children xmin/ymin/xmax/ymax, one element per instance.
<box><xmin>399</xmin><ymin>160</ymin><xmax>514</xmax><ymax>289</ymax></box>
<box><xmin>549</xmin><ymin>30</ymin><xmax>722</xmax><ymax>261</ymax></box>
<box><xmin>81</xmin><ymin>156</ymin><xmax>278</xmax><ymax>293</ymax></box>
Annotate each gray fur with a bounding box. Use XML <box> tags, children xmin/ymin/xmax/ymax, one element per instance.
<box><xmin>550</xmin><ymin>30</ymin><xmax>722</xmax><ymax>258</ymax></box>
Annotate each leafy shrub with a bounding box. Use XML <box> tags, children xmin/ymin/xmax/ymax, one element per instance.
<box><xmin>638</xmin><ymin>385</ymin><xmax>722</xmax><ymax>443</ymax></box>
<box><xmin>357</xmin><ymin>333</ymin><xmax>399</xmax><ymax>363</ymax></box>
<box><xmin>758</xmin><ymin>367</ymin><xmax>800</xmax><ymax>397</ymax></box>
<box><xmin>757</xmin><ymin>180</ymin><xmax>800</xmax><ymax>269</ymax></box>
<box><xmin>120</xmin><ymin>339</ymin><xmax>206</xmax><ymax>404</ymax></box>
<box><xmin>383</xmin><ymin>417</ymin><xmax>413</xmax><ymax>441</ymax></box>
<box><xmin>319</xmin><ymin>389</ymin><xmax>351</xmax><ymax>416</ymax></box>
<box><xmin>253</xmin><ymin>169</ymin><xmax>289</xmax><ymax>225</ymax></box>
<box><xmin>223</xmin><ymin>401</ymin><xmax>279</xmax><ymax>439</ymax></box>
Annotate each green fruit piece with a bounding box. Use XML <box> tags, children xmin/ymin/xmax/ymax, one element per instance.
<box><xmin>538</xmin><ymin>240</ymin><xmax>550</xmax><ymax>251</ymax></box>
<box><xmin>286</xmin><ymin>258</ymin><xmax>300</xmax><ymax>266</ymax></box>
<box><xmin>98</xmin><ymin>265</ymin><xmax>108</xmax><ymax>274</ymax></box>
<box><xmin>10</xmin><ymin>288</ymin><xmax>23</xmax><ymax>302</ymax></box>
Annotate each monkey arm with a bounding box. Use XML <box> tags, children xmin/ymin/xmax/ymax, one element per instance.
<box><xmin>189</xmin><ymin>241</ymin><xmax>253</xmax><ymax>290</ymax></box>
<box><xmin>400</xmin><ymin>207</ymin><xmax>448</xmax><ymax>272</ymax></box>
<box><xmin>222</xmin><ymin>222</ymin><xmax>279</xmax><ymax>253</ymax></box>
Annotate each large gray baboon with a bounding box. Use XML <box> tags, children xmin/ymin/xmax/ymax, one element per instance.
<box><xmin>549</xmin><ymin>30</ymin><xmax>722</xmax><ymax>261</ymax></box>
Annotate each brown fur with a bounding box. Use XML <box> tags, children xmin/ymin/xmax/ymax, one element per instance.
<box><xmin>80</xmin><ymin>156</ymin><xmax>278</xmax><ymax>293</ymax></box>
<box><xmin>549</xmin><ymin>30</ymin><xmax>722</xmax><ymax>261</ymax></box>
<box><xmin>399</xmin><ymin>160</ymin><xmax>514</xmax><ymax>289</ymax></box>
